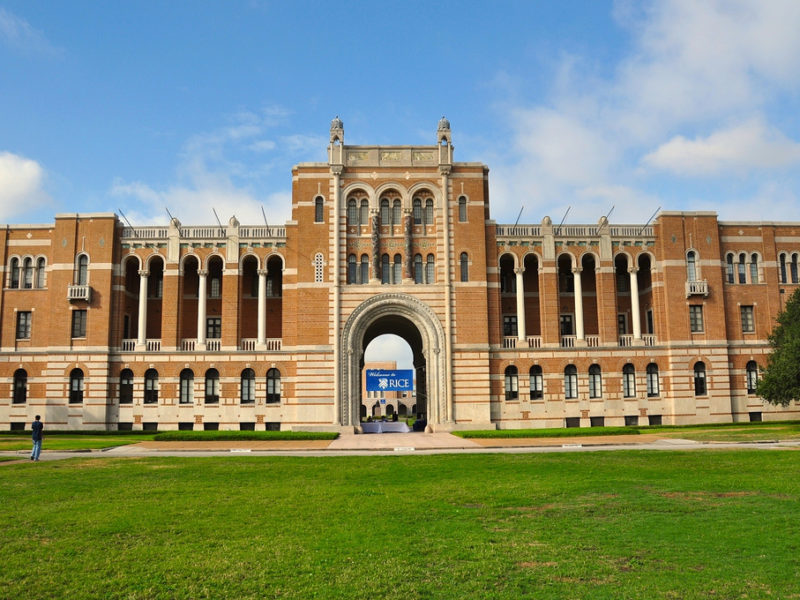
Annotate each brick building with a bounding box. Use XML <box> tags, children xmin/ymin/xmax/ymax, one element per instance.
<box><xmin>2</xmin><ymin>117</ymin><xmax>799</xmax><ymax>431</ymax></box>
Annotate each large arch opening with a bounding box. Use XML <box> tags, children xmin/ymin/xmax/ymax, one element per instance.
<box><xmin>340</xmin><ymin>293</ymin><xmax>447</xmax><ymax>430</ymax></box>
<box><xmin>362</xmin><ymin>330</ymin><xmax>420</xmax><ymax>426</ymax></box>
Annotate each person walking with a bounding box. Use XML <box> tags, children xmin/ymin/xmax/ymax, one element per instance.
<box><xmin>30</xmin><ymin>415</ymin><xmax>43</xmax><ymax>461</ymax></box>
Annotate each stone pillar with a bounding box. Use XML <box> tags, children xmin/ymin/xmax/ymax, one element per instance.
<box><xmin>256</xmin><ymin>269</ymin><xmax>267</xmax><ymax>349</ymax></box>
<box><xmin>196</xmin><ymin>269</ymin><xmax>208</xmax><ymax>350</ymax></box>
<box><xmin>136</xmin><ymin>270</ymin><xmax>148</xmax><ymax>348</ymax></box>
<box><xmin>403</xmin><ymin>209</ymin><xmax>413</xmax><ymax>281</ymax></box>
<box><xmin>161</xmin><ymin>266</ymin><xmax>180</xmax><ymax>351</ymax></box>
<box><xmin>370</xmin><ymin>209</ymin><xmax>381</xmax><ymax>283</ymax></box>
<box><xmin>573</xmin><ymin>266</ymin><xmax>585</xmax><ymax>343</ymax></box>
<box><xmin>515</xmin><ymin>267</ymin><xmax>526</xmax><ymax>341</ymax></box>
<box><xmin>630</xmin><ymin>267</ymin><xmax>642</xmax><ymax>342</ymax></box>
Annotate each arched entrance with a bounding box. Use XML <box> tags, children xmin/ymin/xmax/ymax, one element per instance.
<box><xmin>340</xmin><ymin>293</ymin><xmax>448</xmax><ymax>429</ymax></box>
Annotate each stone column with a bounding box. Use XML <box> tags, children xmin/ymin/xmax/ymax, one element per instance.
<box><xmin>370</xmin><ymin>209</ymin><xmax>381</xmax><ymax>283</ymax></box>
<box><xmin>256</xmin><ymin>268</ymin><xmax>267</xmax><ymax>349</ymax></box>
<box><xmin>136</xmin><ymin>270</ymin><xmax>148</xmax><ymax>348</ymax></box>
<box><xmin>403</xmin><ymin>209</ymin><xmax>413</xmax><ymax>281</ymax></box>
<box><xmin>515</xmin><ymin>267</ymin><xmax>526</xmax><ymax>341</ymax></box>
<box><xmin>573</xmin><ymin>266</ymin><xmax>585</xmax><ymax>343</ymax></box>
<box><xmin>196</xmin><ymin>269</ymin><xmax>208</xmax><ymax>350</ymax></box>
<box><xmin>629</xmin><ymin>267</ymin><xmax>642</xmax><ymax>343</ymax></box>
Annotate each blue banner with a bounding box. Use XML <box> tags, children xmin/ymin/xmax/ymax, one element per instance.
<box><xmin>365</xmin><ymin>369</ymin><xmax>414</xmax><ymax>392</ymax></box>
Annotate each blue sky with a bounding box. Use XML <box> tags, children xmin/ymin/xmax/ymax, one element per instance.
<box><xmin>2</xmin><ymin>0</ymin><xmax>800</xmax><ymax>232</ymax></box>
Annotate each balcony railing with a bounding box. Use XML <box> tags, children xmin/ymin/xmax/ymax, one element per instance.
<box><xmin>642</xmin><ymin>334</ymin><xmax>657</xmax><ymax>346</ymax></box>
<box><xmin>560</xmin><ymin>335</ymin><xmax>576</xmax><ymax>348</ymax></box>
<box><xmin>67</xmin><ymin>284</ymin><xmax>92</xmax><ymax>302</ymax></box>
<box><xmin>526</xmin><ymin>336</ymin><xmax>542</xmax><ymax>348</ymax></box>
<box><xmin>120</xmin><ymin>339</ymin><xmax>160</xmax><ymax>351</ymax></box>
<box><xmin>686</xmin><ymin>280</ymin><xmax>709</xmax><ymax>297</ymax></box>
<box><xmin>619</xmin><ymin>335</ymin><xmax>634</xmax><ymax>347</ymax></box>
<box><xmin>585</xmin><ymin>335</ymin><xmax>600</xmax><ymax>347</ymax></box>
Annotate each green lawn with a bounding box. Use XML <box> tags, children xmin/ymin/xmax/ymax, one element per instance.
<box><xmin>2</xmin><ymin>451</ymin><xmax>799</xmax><ymax>599</ymax></box>
<box><xmin>0</xmin><ymin>433</ymin><xmax>156</xmax><ymax>451</ymax></box>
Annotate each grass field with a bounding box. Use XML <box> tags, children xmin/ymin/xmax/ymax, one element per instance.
<box><xmin>2</xmin><ymin>451</ymin><xmax>799</xmax><ymax>599</ymax></box>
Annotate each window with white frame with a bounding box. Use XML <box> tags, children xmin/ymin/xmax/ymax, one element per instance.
<box><xmin>646</xmin><ymin>363</ymin><xmax>659</xmax><ymax>397</ymax></box>
<box><xmin>564</xmin><ymin>365</ymin><xmax>578</xmax><ymax>399</ymax></box>
<box><xmin>622</xmin><ymin>364</ymin><xmax>636</xmax><ymax>398</ymax></box>
<box><xmin>689</xmin><ymin>305</ymin><xmax>704</xmax><ymax>332</ymax></box>
<box><xmin>529</xmin><ymin>366</ymin><xmax>543</xmax><ymax>400</ymax></box>
<box><xmin>588</xmin><ymin>365</ymin><xmax>602</xmax><ymax>399</ymax></box>
<box><xmin>746</xmin><ymin>361</ymin><xmax>758</xmax><ymax>394</ymax></box>
<box><xmin>504</xmin><ymin>366</ymin><xmax>519</xmax><ymax>400</ymax></box>
<box><xmin>740</xmin><ymin>305</ymin><xmax>754</xmax><ymax>333</ymax></box>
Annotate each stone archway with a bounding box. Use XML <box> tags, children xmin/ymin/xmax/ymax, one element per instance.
<box><xmin>339</xmin><ymin>293</ymin><xmax>448</xmax><ymax>428</ymax></box>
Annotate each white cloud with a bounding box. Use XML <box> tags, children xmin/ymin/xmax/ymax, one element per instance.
<box><xmin>364</xmin><ymin>335</ymin><xmax>414</xmax><ymax>370</ymax></box>
<box><xmin>0</xmin><ymin>152</ymin><xmax>50</xmax><ymax>221</ymax></box>
<box><xmin>489</xmin><ymin>0</ymin><xmax>800</xmax><ymax>223</ymax></box>
<box><xmin>111</xmin><ymin>106</ymin><xmax>309</xmax><ymax>226</ymax></box>
<box><xmin>643</xmin><ymin>119</ymin><xmax>800</xmax><ymax>175</ymax></box>
<box><xmin>0</xmin><ymin>8</ymin><xmax>62</xmax><ymax>57</ymax></box>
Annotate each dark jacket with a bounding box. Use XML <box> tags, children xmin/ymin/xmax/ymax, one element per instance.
<box><xmin>31</xmin><ymin>421</ymin><xmax>43</xmax><ymax>441</ymax></box>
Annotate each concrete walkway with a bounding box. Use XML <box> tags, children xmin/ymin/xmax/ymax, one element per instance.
<box><xmin>2</xmin><ymin>432</ymin><xmax>799</xmax><ymax>462</ymax></box>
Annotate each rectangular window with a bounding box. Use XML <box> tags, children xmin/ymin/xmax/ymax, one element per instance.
<box><xmin>624</xmin><ymin>415</ymin><xmax>639</xmax><ymax>427</ymax></box>
<box><xmin>689</xmin><ymin>305</ymin><xmax>704</xmax><ymax>333</ymax></box>
<box><xmin>560</xmin><ymin>314</ymin><xmax>574</xmax><ymax>336</ymax></box>
<box><xmin>648</xmin><ymin>414</ymin><xmax>662</xmax><ymax>426</ymax></box>
<box><xmin>740</xmin><ymin>305</ymin><xmax>754</xmax><ymax>333</ymax></box>
<box><xmin>617</xmin><ymin>313</ymin><xmax>627</xmax><ymax>335</ymax></box>
<box><xmin>503</xmin><ymin>315</ymin><xmax>518</xmax><ymax>337</ymax></box>
<box><xmin>206</xmin><ymin>317</ymin><xmax>222</xmax><ymax>339</ymax></box>
<box><xmin>16</xmin><ymin>311</ymin><xmax>31</xmax><ymax>339</ymax></box>
<box><xmin>590</xmin><ymin>416</ymin><xmax>605</xmax><ymax>428</ymax></box>
<box><xmin>565</xmin><ymin>417</ymin><xmax>580</xmax><ymax>428</ymax></box>
<box><xmin>71</xmin><ymin>309</ymin><xmax>87</xmax><ymax>338</ymax></box>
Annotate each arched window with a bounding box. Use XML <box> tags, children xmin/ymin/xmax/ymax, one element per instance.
<box><xmin>779</xmin><ymin>253</ymin><xmax>788</xmax><ymax>283</ymax></box>
<box><xmin>381</xmin><ymin>254</ymin><xmax>390</xmax><ymax>284</ymax></box>
<box><xmin>360</xmin><ymin>199</ymin><xmax>369</xmax><ymax>225</ymax></box>
<box><xmin>393</xmin><ymin>254</ymin><xmax>402</xmax><ymax>284</ymax></box>
<box><xmin>693</xmin><ymin>362</ymin><xmax>707</xmax><ymax>396</ymax></box>
<box><xmin>529</xmin><ymin>366</ymin><xmax>543</xmax><ymax>400</ymax></box>
<box><xmin>413</xmin><ymin>198</ymin><xmax>422</xmax><ymax>224</ymax></box>
<box><xmin>564</xmin><ymin>365</ymin><xmax>578</xmax><ymax>399</ymax></box>
<box><xmin>9</xmin><ymin>258</ymin><xmax>20</xmax><ymax>288</ymax></box>
<box><xmin>69</xmin><ymin>368</ymin><xmax>84</xmax><ymax>404</ymax></box>
<box><xmin>76</xmin><ymin>254</ymin><xmax>89</xmax><ymax>285</ymax></box>
<box><xmin>266</xmin><ymin>368</ymin><xmax>281</xmax><ymax>403</ymax></box>
<box><xmin>179</xmin><ymin>369</ymin><xmax>194</xmax><ymax>404</ymax></box>
<box><xmin>746</xmin><ymin>361</ymin><xmax>758</xmax><ymax>395</ymax></box>
<box><xmin>686</xmin><ymin>251</ymin><xmax>697</xmax><ymax>282</ymax></box>
<box><xmin>380</xmin><ymin>199</ymin><xmax>390</xmax><ymax>224</ymax></box>
<box><xmin>725</xmin><ymin>254</ymin><xmax>734</xmax><ymax>284</ymax></box>
<box><xmin>588</xmin><ymin>365</ymin><xmax>602</xmax><ymax>399</ymax></box>
<box><xmin>241</xmin><ymin>368</ymin><xmax>255</xmax><ymax>404</ymax></box>
<box><xmin>458</xmin><ymin>196</ymin><xmax>467</xmax><ymax>222</ymax></box>
<box><xmin>792</xmin><ymin>254</ymin><xmax>799</xmax><ymax>284</ymax></box>
<box><xmin>35</xmin><ymin>257</ymin><xmax>46</xmax><ymax>288</ymax></box>
<box><xmin>347</xmin><ymin>199</ymin><xmax>357</xmax><ymax>225</ymax></box>
<box><xmin>414</xmin><ymin>254</ymin><xmax>423</xmax><ymax>284</ymax></box>
<box><xmin>392</xmin><ymin>200</ymin><xmax>401</xmax><ymax>226</ymax></box>
<box><xmin>205</xmin><ymin>369</ymin><xmax>220</xmax><ymax>404</ymax></box>
<box><xmin>347</xmin><ymin>254</ymin><xmax>357</xmax><ymax>284</ymax></box>
<box><xmin>504</xmin><ymin>366</ymin><xmax>518</xmax><ymax>400</ymax></box>
<box><xmin>119</xmin><ymin>369</ymin><xmax>133</xmax><ymax>404</ymax></box>
<box><xmin>314</xmin><ymin>196</ymin><xmax>324</xmax><ymax>223</ymax></box>
<box><xmin>646</xmin><ymin>363</ymin><xmax>659</xmax><ymax>397</ymax></box>
<box><xmin>460</xmin><ymin>252</ymin><xmax>469</xmax><ymax>282</ymax></box>
<box><xmin>737</xmin><ymin>253</ymin><xmax>747</xmax><ymax>284</ymax></box>
<box><xmin>748</xmin><ymin>254</ymin><xmax>758</xmax><ymax>284</ymax></box>
<box><xmin>426</xmin><ymin>254</ymin><xmax>435</xmax><ymax>283</ymax></box>
<box><xmin>23</xmin><ymin>258</ymin><xmax>33</xmax><ymax>289</ymax></box>
<box><xmin>360</xmin><ymin>254</ymin><xmax>369</xmax><ymax>284</ymax></box>
<box><xmin>622</xmin><ymin>364</ymin><xmax>636</xmax><ymax>398</ymax></box>
<box><xmin>424</xmin><ymin>199</ymin><xmax>434</xmax><ymax>226</ymax></box>
<box><xmin>144</xmin><ymin>369</ymin><xmax>158</xmax><ymax>404</ymax></box>
<box><xmin>12</xmin><ymin>369</ymin><xmax>27</xmax><ymax>404</ymax></box>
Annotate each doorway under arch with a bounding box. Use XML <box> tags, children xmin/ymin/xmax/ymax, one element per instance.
<box><xmin>340</xmin><ymin>293</ymin><xmax>448</xmax><ymax>429</ymax></box>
